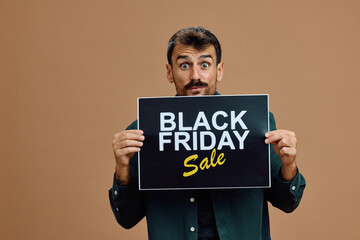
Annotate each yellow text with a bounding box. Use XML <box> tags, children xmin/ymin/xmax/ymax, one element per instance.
<box><xmin>183</xmin><ymin>148</ymin><xmax>226</xmax><ymax>177</ymax></box>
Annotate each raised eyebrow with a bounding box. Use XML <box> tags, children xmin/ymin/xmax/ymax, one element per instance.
<box><xmin>176</xmin><ymin>54</ymin><xmax>213</xmax><ymax>63</ymax></box>
<box><xmin>176</xmin><ymin>55</ymin><xmax>189</xmax><ymax>62</ymax></box>
<box><xmin>199</xmin><ymin>54</ymin><xmax>213</xmax><ymax>60</ymax></box>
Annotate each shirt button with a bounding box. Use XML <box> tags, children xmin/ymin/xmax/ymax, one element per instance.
<box><xmin>291</xmin><ymin>186</ymin><xmax>296</xmax><ymax>191</ymax></box>
<box><xmin>190</xmin><ymin>227</ymin><xmax>195</xmax><ymax>232</ymax></box>
<box><xmin>190</xmin><ymin>197</ymin><xmax>195</xmax><ymax>203</ymax></box>
<box><xmin>114</xmin><ymin>190</ymin><xmax>118</xmax><ymax>195</ymax></box>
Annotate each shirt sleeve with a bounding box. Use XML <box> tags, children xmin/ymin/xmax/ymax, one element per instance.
<box><xmin>108</xmin><ymin>173</ymin><xmax>145</xmax><ymax>229</ymax></box>
<box><xmin>108</xmin><ymin>120</ymin><xmax>146</xmax><ymax>229</ymax></box>
<box><xmin>265</xmin><ymin>112</ymin><xmax>306</xmax><ymax>213</ymax></box>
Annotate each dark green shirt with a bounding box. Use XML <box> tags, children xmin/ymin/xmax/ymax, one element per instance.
<box><xmin>109</xmin><ymin>112</ymin><xmax>306</xmax><ymax>240</ymax></box>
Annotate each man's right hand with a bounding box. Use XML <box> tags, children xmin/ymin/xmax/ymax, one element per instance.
<box><xmin>112</xmin><ymin>130</ymin><xmax>145</xmax><ymax>185</ymax></box>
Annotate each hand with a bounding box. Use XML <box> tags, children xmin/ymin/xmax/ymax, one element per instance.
<box><xmin>112</xmin><ymin>130</ymin><xmax>145</xmax><ymax>185</ymax></box>
<box><xmin>265</xmin><ymin>129</ymin><xmax>297</xmax><ymax>181</ymax></box>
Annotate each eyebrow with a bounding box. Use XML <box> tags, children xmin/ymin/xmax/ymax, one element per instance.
<box><xmin>176</xmin><ymin>54</ymin><xmax>213</xmax><ymax>62</ymax></box>
<box><xmin>199</xmin><ymin>54</ymin><xmax>213</xmax><ymax>59</ymax></box>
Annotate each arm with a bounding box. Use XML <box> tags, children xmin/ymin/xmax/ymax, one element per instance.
<box><xmin>264</xmin><ymin>113</ymin><xmax>306</xmax><ymax>213</ymax></box>
<box><xmin>109</xmin><ymin>121</ymin><xmax>146</xmax><ymax>229</ymax></box>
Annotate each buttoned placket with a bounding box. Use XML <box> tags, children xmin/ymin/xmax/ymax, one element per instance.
<box><xmin>188</xmin><ymin>194</ymin><xmax>197</xmax><ymax>238</ymax></box>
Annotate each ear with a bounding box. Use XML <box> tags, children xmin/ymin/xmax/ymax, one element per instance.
<box><xmin>216</xmin><ymin>62</ymin><xmax>224</xmax><ymax>82</ymax></box>
<box><xmin>166</xmin><ymin>63</ymin><xmax>174</xmax><ymax>83</ymax></box>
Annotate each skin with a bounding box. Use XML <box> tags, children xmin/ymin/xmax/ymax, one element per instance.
<box><xmin>165</xmin><ymin>44</ymin><xmax>224</xmax><ymax>96</ymax></box>
<box><xmin>112</xmin><ymin>44</ymin><xmax>297</xmax><ymax>185</ymax></box>
<box><xmin>112</xmin><ymin>130</ymin><xmax>144</xmax><ymax>185</ymax></box>
<box><xmin>265</xmin><ymin>130</ymin><xmax>297</xmax><ymax>181</ymax></box>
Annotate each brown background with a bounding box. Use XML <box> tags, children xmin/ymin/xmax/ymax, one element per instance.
<box><xmin>1</xmin><ymin>0</ymin><xmax>359</xmax><ymax>239</ymax></box>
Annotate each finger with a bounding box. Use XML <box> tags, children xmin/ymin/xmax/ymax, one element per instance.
<box><xmin>266</xmin><ymin>129</ymin><xmax>294</xmax><ymax>136</ymax></box>
<box><xmin>113</xmin><ymin>130</ymin><xmax>145</xmax><ymax>142</ymax></box>
<box><xmin>279</xmin><ymin>146</ymin><xmax>296</xmax><ymax>158</ymax></box>
<box><xmin>265</xmin><ymin>130</ymin><xmax>296</xmax><ymax>144</ymax></box>
<box><xmin>114</xmin><ymin>129</ymin><xmax>143</xmax><ymax>137</ymax></box>
<box><xmin>115</xmin><ymin>146</ymin><xmax>141</xmax><ymax>157</ymax></box>
<box><xmin>265</xmin><ymin>129</ymin><xmax>295</xmax><ymax>137</ymax></box>
<box><xmin>265</xmin><ymin>134</ymin><xmax>282</xmax><ymax>144</ymax></box>
<box><xmin>276</xmin><ymin>138</ymin><xmax>296</xmax><ymax>149</ymax></box>
<box><xmin>116</xmin><ymin>139</ymin><xmax>144</xmax><ymax>149</ymax></box>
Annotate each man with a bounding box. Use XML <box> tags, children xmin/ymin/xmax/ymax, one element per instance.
<box><xmin>109</xmin><ymin>27</ymin><xmax>305</xmax><ymax>240</ymax></box>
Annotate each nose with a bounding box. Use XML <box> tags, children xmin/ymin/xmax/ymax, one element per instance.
<box><xmin>190</xmin><ymin>66</ymin><xmax>200</xmax><ymax>81</ymax></box>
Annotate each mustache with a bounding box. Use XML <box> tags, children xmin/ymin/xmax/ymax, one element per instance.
<box><xmin>184</xmin><ymin>80</ymin><xmax>208</xmax><ymax>90</ymax></box>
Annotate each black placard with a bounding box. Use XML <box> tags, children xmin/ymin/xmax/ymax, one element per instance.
<box><xmin>137</xmin><ymin>94</ymin><xmax>270</xmax><ymax>190</ymax></box>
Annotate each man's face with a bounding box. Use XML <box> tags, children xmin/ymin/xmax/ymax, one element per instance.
<box><xmin>166</xmin><ymin>44</ymin><xmax>224</xmax><ymax>96</ymax></box>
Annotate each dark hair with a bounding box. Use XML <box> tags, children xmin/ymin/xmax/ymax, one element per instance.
<box><xmin>167</xmin><ymin>26</ymin><xmax>222</xmax><ymax>66</ymax></box>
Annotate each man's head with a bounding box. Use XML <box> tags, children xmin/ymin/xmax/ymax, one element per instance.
<box><xmin>166</xmin><ymin>27</ymin><xmax>224</xmax><ymax>96</ymax></box>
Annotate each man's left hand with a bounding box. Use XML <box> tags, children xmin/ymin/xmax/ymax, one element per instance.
<box><xmin>265</xmin><ymin>129</ymin><xmax>298</xmax><ymax>181</ymax></box>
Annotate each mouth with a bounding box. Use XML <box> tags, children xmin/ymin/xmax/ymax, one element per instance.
<box><xmin>183</xmin><ymin>79</ymin><xmax>208</xmax><ymax>95</ymax></box>
<box><xmin>189</xmin><ymin>86</ymin><xmax>204</xmax><ymax>90</ymax></box>
<box><xmin>188</xmin><ymin>86</ymin><xmax>205</xmax><ymax>94</ymax></box>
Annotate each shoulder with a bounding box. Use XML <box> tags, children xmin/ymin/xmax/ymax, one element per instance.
<box><xmin>126</xmin><ymin>120</ymin><xmax>138</xmax><ymax>130</ymax></box>
<box><xmin>269</xmin><ymin>112</ymin><xmax>277</xmax><ymax>131</ymax></box>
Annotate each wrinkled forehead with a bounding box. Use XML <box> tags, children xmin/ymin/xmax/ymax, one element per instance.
<box><xmin>171</xmin><ymin>44</ymin><xmax>216</xmax><ymax>62</ymax></box>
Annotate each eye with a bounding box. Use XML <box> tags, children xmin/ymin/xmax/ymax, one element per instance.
<box><xmin>180</xmin><ymin>63</ymin><xmax>189</xmax><ymax>69</ymax></box>
<box><xmin>201</xmin><ymin>62</ymin><xmax>210</xmax><ymax>68</ymax></box>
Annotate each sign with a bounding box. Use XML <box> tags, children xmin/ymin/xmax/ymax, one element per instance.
<box><xmin>137</xmin><ymin>94</ymin><xmax>270</xmax><ymax>190</ymax></box>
